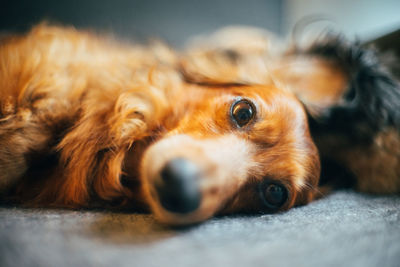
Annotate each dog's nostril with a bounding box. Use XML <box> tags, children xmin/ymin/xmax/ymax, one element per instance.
<box><xmin>155</xmin><ymin>158</ymin><xmax>201</xmax><ymax>214</ymax></box>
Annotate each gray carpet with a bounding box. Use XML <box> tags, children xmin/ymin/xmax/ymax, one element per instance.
<box><xmin>1</xmin><ymin>190</ymin><xmax>399</xmax><ymax>267</ymax></box>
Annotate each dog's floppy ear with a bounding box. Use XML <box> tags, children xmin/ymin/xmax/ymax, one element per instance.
<box><xmin>272</xmin><ymin>35</ymin><xmax>400</xmax><ymax>139</ymax></box>
<box><xmin>38</xmin><ymin>67</ymin><xmax>175</xmax><ymax>207</ymax></box>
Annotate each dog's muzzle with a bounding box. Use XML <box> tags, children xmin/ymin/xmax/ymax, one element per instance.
<box><xmin>154</xmin><ymin>158</ymin><xmax>202</xmax><ymax>214</ymax></box>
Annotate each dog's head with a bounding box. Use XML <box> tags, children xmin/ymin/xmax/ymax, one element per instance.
<box><xmin>140</xmin><ymin>84</ymin><xmax>320</xmax><ymax>225</ymax></box>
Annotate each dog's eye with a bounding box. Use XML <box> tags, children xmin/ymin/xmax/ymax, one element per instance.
<box><xmin>231</xmin><ymin>99</ymin><xmax>255</xmax><ymax>127</ymax></box>
<box><xmin>259</xmin><ymin>181</ymin><xmax>288</xmax><ymax>209</ymax></box>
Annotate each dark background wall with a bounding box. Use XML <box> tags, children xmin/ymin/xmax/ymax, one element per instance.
<box><xmin>0</xmin><ymin>0</ymin><xmax>282</xmax><ymax>46</ymax></box>
<box><xmin>1</xmin><ymin>0</ymin><xmax>400</xmax><ymax>45</ymax></box>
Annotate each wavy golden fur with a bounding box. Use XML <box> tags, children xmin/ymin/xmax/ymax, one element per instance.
<box><xmin>0</xmin><ymin>24</ymin><xmax>323</xmax><ymax>225</ymax></box>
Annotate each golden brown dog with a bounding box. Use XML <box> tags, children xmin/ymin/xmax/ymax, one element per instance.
<box><xmin>0</xmin><ymin>25</ymin><xmax>320</xmax><ymax>225</ymax></box>
<box><xmin>1</xmin><ymin>24</ymin><xmax>398</xmax><ymax>225</ymax></box>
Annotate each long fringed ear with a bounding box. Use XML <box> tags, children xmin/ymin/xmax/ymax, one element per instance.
<box><xmin>271</xmin><ymin>34</ymin><xmax>400</xmax><ymax>139</ymax></box>
<box><xmin>180</xmin><ymin>26</ymin><xmax>280</xmax><ymax>85</ymax></box>
<box><xmin>34</xmin><ymin>77</ymin><xmax>170</xmax><ymax>207</ymax></box>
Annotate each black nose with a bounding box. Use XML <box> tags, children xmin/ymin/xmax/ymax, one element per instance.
<box><xmin>154</xmin><ymin>158</ymin><xmax>201</xmax><ymax>214</ymax></box>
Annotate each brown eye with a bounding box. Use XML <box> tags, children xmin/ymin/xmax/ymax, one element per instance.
<box><xmin>231</xmin><ymin>99</ymin><xmax>255</xmax><ymax>127</ymax></box>
<box><xmin>259</xmin><ymin>181</ymin><xmax>288</xmax><ymax>209</ymax></box>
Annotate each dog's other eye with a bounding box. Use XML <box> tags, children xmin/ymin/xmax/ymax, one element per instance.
<box><xmin>231</xmin><ymin>99</ymin><xmax>255</xmax><ymax>127</ymax></box>
<box><xmin>259</xmin><ymin>181</ymin><xmax>288</xmax><ymax>209</ymax></box>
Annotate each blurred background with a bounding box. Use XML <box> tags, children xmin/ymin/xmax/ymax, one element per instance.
<box><xmin>1</xmin><ymin>0</ymin><xmax>400</xmax><ymax>46</ymax></box>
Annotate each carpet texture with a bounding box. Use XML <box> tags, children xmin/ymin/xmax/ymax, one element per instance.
<box><xmin>1</xmin><ymin>190</ymin><xmax>399</xmax><ymax>267</ymax></box>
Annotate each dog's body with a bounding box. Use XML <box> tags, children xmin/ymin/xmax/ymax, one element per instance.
<box><xmin>0</xmin><ymin>25</ymin><xmax>398</xmax><ymax>225</ymax></box>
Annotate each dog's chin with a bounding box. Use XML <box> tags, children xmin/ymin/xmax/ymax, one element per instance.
<box><xmin>147</xmin><ymin>200</ymin><xmax>219</xmax><ymax>226</ymax></box>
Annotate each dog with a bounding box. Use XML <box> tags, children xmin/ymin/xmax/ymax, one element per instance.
<box><xmin>0</xmin><ymin>24</ymin><xmax>321</xmax><ymax>225</ymax></box>
<box><xmin>0</xmin><ymin>24</ymin><xmax>398</xmax><ymax>225</ymax></box>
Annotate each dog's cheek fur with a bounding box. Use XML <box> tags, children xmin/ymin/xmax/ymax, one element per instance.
<box><xmin>259</xmin><ymin>90</ymin><xmax>320</xmax><ymax>203</ymax></box>
<box><xmin>220</xmin><ymin>89</ymin><xmax>321</xmax><ymax>214</ymax></box>
<box><xmin>250</xmin><ymin>130</ymin><xmax>320</xmax><ymax>210</ymax></box>
<box><xmin>219</xmin><ymin>137</ymin><xmax>320</xmax><ymax>214</ymax></box>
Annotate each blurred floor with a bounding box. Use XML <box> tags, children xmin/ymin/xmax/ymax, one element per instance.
<box><xmin>2</xmin><ymin>0</ymin><xmax>400</xmax><ymax>45</ymax></box>
<box><xmin>1</xmin><ymin>191</ymin><xmax>399</xmax><ymax>267</ymax></box>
